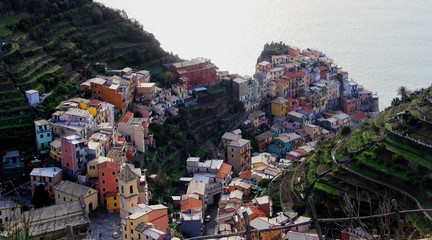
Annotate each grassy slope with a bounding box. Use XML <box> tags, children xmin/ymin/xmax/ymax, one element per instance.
<box><xmin>300</xmin><ymin>88</ymin><xmax>432</xmax><ymax>237</ymax></box>
<box><xmin>0</xmin><ymin>0</ymin><xmax>177</xmax><ymax>150</ymax></box>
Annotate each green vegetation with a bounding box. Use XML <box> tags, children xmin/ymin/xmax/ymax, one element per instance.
<box><xmin>301</xmin><ymin>87</ymin><xmax>432</xmax><ymax>237</ymax></box>
<box><xmin>0</xmin><ymin>0</ymin><xmax>179</xmax><ymax>148</ymax></box>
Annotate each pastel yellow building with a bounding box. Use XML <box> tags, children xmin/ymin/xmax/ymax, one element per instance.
<box><xmin>271</xmin><ymin>97</ymin><xmax>288</xmax><ymax>117</ymax></box>
<box><xmin>86</xmin><ymin>156</ymin><xmax>113</xmax><ymax>178</ymax></box>
<box><xmin>122</xmin><ymin>204</ymin><xmax>168</xmax><ymax>240</ymax></box>
<box><xmin>106</xmin><ymin>193</ymin><xmax>120</xmax><ymax>212</ymax></box>
<box><xmin>54</xmin><ymin>180</ymin><xmax>98</xmax><ymax>213</ymax></box>
<box><xmin>49</xmin><ymin>139</ymin><xmax>61</xmax><ymax>161</ymax></box>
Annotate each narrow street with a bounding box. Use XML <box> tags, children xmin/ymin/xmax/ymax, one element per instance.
<box><xmin>204</xmin><ymin>204</ymin><xmax>218</xmax><ymax>235</ymax></box>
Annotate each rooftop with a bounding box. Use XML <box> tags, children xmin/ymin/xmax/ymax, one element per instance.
<box><xmin>54</xmin><ymin>180</ymin><xmax>97</xmax><ymax>198</ymax></box>
<box><xmin>228</xmin><ymin>139</ymin><xmax>250</xmax><ymax>148</ymax></box>
<box><xmin>66</xmin><ymin>108</ymin><xmax>91</xmax><ymax>118</ymax></box>
<box><xmin>26</xmin><ymin>89</ymin><xmax>38</xmax><ymax>94</ymax></box>
<box><xmin>50</xmin><ymin>139</ymin><xmax>61</xmax><ymax>148</ymax></box>
<box><xmin>272</xmin><ymin>97</ymin><xmax>288</xmax><ymax>104</ymax></box>
<box><xmin>248</xmin><ymin>110</ymin><xmax>266</xmax><ymax>119</ymax></box>
<box><xmin>222</xmin><ymin>132</ymin><xmax>241</xmax><ymax>142</ymax></box>
<box><xmin>255</xmin><ymin>131</ymin><xmax>276</xmax><ymax>141</ymax></box>
<box><xmin>34</xmin><ymin>119</ymin><xmax>50</xmax><ymax>126</ymax></box>
<box><xmin>216</xmin><ymin>163</ymin><xmax>232</xmax><ymax>179</ymax></box>
<box><xmin>23</xmin><ymin>200</ymin><xmax>89</xmax><ymax>237</ymax></box>
<box><xmin>172</xmin><ymin>57</ymin><xmax>210</xmax><ymax>68</ymax></box>
<box><xmin>30</xmin><ymin>167</ymin><xmax>62</xmax><ymax>178</ymax></box>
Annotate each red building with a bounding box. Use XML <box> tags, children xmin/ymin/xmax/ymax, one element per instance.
<box><xmin>98</xmin><ymin>161</ymin><xmax>119</xmax><ymax>207</ymax></box>
<box><xmin>170</xmin><ymin>57</ymin><xmax>219</xmax><ymax>90</ymax></box>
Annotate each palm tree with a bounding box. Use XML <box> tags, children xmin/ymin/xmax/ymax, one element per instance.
<box><xmin>397</xmin><ymin>86</ymin><xmax>408</xmax><ymax>99</ymax></box>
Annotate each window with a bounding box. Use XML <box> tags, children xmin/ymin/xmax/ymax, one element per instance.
<box><xmin>0</xmin><ymin>210</ymin><xmax>2</xmax><ymax>215</ymax></box>
<box><xmin>102</xmin><ymin>188</ymin><xmax>105</xmax><ymax>192</ymax></box>
<box><xmin>102</xmin><ymin>180</ymin><xmax>105</xmax><ymax>184</ymax></box>
<box><xmin>102</xmin><ymin>172</ymin><xmax>105</xmax><ymax>176</ymax></box>
<box><xmin>131</xmin><ymin>229</ymin><xmax>133</xmax><ymax>234</ymax></box>
<box><xmin>114</xmin><ymin>196</ymin><xmax>117</xmax><ymax>200</ymax></box>
<box><xmin>40</xmin><ymin>134</ymin><xmax>43</xmax><ymax>138</ymax></box>
<box><xmin>114</xmin><ymin>202</ymin><xmax>117</xmax><ymax>207</ymax></box>
<box><xmin>121</xmin><ymin>186</ymin><xmax>124</xmax><ymax>194</ymax></box>
<box><xmin>130</xmin><ymin>185</ymin><xmax>133</xmax><ymax>194</ymax></box>
<box><xmin>47</xmin><ymin>133</ymin><xmax>51</xmax><ymax>137</ymax></box>
<box><xmin>63</xmin><ymin>197</ymin><xmax>66</xmax><ymax>201</ymax></box>
<box><xmin>112</xmin><ymin>171</ymin><xmax>115</xmax><ymax>175</ymax></box>
<box><xmin>49</xmin><ymin>177</ymin><xmax>52</xmax><ymax>182</ymax></box>
<box><xmin>33</xmin><ymin>176</ymin><xmax>36</xmax><ymax>181</ymax></box>
<box><xmin>115</xmin><ymin>178</ymin><xmax>118</xmax><ymax>183</ymax></box>
<box><xmin>131</xmin><ymin>222</ymin><xmax>133</xmax><ymax>226</ymax></box>
<box><xmin>116</xmin><ymin>186</ymin><xmax>119</xmax><ymax>191</ymax></box>
<box><xmin>58</xmin><ymin>194</ymin><xmax>60</xmax><ymax>198</ymax></box>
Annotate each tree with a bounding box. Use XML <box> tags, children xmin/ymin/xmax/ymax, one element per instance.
<box><xmin>397</xmin><ymin>86</ymin><xmax>408</xmax><ymax>99</ymax></box>
<box><xmin>341</xmin><ymin>126</ymin><xmax>351</xmax><ymax>136</ymax></box>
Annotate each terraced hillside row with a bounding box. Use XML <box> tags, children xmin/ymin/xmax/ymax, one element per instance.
<box><xmin>293</xmin><ymin>87</ymin><xmax>432</xmax><ymax>238</ymax></box>
<box><xmin>0</xmin><ymin>0</ymin><xmax>177</xmax><ymax>149</ymax></box>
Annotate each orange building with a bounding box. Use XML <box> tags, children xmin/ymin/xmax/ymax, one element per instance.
<box><xmin>98</xmin><ymin>161</ymin><xmax>120</xmax><ymax>211</ymax></box>
<box><xmin>80</xmin><ymin>77</ymin><xmax>131</xmax><ymax>112</ymax></box>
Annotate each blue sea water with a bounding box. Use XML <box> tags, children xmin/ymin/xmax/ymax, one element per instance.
<box><xmin>97</xmin><ymin>0</ymin><xmax>432</xmax><ymax>109</ymax></box>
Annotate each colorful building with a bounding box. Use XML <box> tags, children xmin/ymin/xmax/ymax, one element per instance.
<box><xmin>60</xmin><ymin>134</ymin><xmax>88</xmax><ymax>177</ymax></box>
<box><xmin>227</xmin><ymin>139</ymin><xmax>251</xmax><ymax>173</ymax></box>
<box><xmin>49</xmin><ymin>139</ymin><xmax>61</xmax><ymax>161</ymax></box>
<box><xmin>247</xmin><ymin>110</ymin><xmax>267</xmax><ymax>128</ymax></box>
<box><xmin>98</xmin><ymin>161</ymin><xmax>119</xmax><ymax>211</ymax></box>
<box><xmin>80</xmin><ymin>76</ymin><xmax>131</xmax><ymax>113</ymax></box>
<box><xmin>118</xmin><ymin>111</ymin><xmax>149</xmax><ymax>153</ymax></box>
<box><xmin>122</xmin><ymin>204</ymin><xmax>168</xmax><ymax>240</ymax></box>
<box><xmin>34</xmin><ymin>119</ymin><xmax>53</xmax><ymax>154</ymax></box>
<box><xmin>255</xmin><ymin>131</ymin><xmax>276</xmax><ymax>152</ymax></box>
<box><xmin>271</xmin><ymin>97</ymin><xmax>288</xmax><ymax>117</ymax></box>
<box><xmin>170</xmin><ymin>58</ymin><xmax>219</xmax><ymax>90</ymax></box>
<box><xmin>54</xmin><ymin>180</ymin><xmax>98</xmax><ymax>213</ymax></box>
<box><xmin>30</xmin><ymin>167</ymin><xmax>63</xmax><ymax>199</ymax></box>
<box><xmin>268</xmin><ymin>133</ymin><xmax>302</xmax><ymax>157</ymax></box>
<box><xmin>119</xmin><ymin>163</ymin><xmax>149</xmax><ymax>218</ymax></box>
<box><xmin>180</xmin><ymin>194</ymin><xmax>203</xmax><ymax>238</ymax></box>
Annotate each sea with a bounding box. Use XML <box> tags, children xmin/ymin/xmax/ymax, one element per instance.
<box><xmin>97</xmin><ymin>0</ymin><xmax>432</xmax><ymax>109</ymax></box>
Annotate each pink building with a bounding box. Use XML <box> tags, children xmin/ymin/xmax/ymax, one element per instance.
<box><xmin>61</xmin><ymin>134</ymin><xmax>88</xmax><ymax>177</ymax></box>
<box><xmin>30</xmin><ymin>167</ymin><xmax>63</xmax><ymax>199</ymax></box>
<box><xmin>256</xmin><ymin>61</ymin><xmax>272</xmax><ymax>72</ymax></box>
<box><xmin>98</xmin><ymin>161</ymin><xmax>120</xmax><ymax>207</ymax></box>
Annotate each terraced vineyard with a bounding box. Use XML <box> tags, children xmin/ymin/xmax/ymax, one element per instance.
<box><xmin>294</xmin><ymin>87</ymin><xmax>432</xmax><ymax>238</ymax></box>
<box><xmin>0</xmin><ymin>0</ymin><xmax>177</xmax><ymax>149</ymax></box>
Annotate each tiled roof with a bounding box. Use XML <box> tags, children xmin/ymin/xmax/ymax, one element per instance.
<box><xmin>228</xmin><ymin>139</ymin><xmax>250</xmax><ymax>148</ymax></box>
<box><xmin>216</xmin><ymin>163</ymin><xmax>232</xmax><ymax>179</ymax></box>
<box><xmin>119</xmin><ymin>111</ymin><xmax>133</xmax><ymax>123</ymax></box>
<box><xmin>180</xmin><ymin>197</ymin><xmax>202</xmax><ymax>212</ymax></box>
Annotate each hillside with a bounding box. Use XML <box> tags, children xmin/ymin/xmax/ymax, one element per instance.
<box><xmin>291</xmin><ymin>87</ymin><xmax>432</xmax><ymax>238</ymax></box>
<box><xmin>0</xmin><ymin>0</ymin><xmax>177</xmax><ymax>150</ymax></box>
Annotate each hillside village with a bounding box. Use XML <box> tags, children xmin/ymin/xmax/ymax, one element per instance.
<box><xmin>0</xmin><ymin>44</ymin><xmax>381</xmax><ymax>240</ymax></box>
